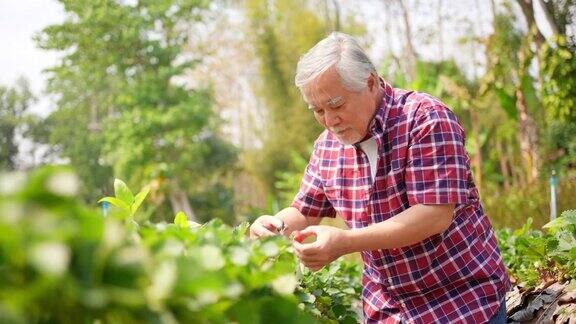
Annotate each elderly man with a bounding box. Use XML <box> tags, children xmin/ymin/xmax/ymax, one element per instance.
<box><xmin>250</xmin><ymin>32</ymin><xmax>510</xmax><ymax>323</ymax></box>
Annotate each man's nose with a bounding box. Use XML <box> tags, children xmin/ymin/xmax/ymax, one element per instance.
<box><xmin>324</xmin><ymin>110</ymin><xmax>341</xmax><ymax>128</ymax></box>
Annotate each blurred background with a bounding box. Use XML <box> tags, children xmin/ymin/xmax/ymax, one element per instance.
<box><xmin>1</xmin><ymin>0</ymin><xmax>575</xmax><ymax>229</ymax></box>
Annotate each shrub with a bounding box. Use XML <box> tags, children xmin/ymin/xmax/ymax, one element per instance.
<box><xmin>0</xmin><ymin>167</ymin><xmax>362</xmax><ymax>323</ymax></box>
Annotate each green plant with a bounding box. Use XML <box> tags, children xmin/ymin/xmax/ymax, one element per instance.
<box><xmin>297</xmin><ymin>261</ymin><xmax>362</xmax><ymax>323</ymax></box>
<box><xmin>496</xmin><ymin>210</ymin><xmax>576</xmax><ymax>287</ymax></box>
<box><xmin>98</xmin><ymin>179</ymin><xmax>150</xmax><ymax>222</ymax></box>
<box><xmin>0</xmin><ymin>167</ymin><xmax>362</xmax><ymax>323</ymax></box>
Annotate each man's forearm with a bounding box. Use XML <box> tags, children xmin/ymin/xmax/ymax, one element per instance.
<box><xmin>275</xmin><ymin>207</ymin><xmax>321</xmax><ymax>236</ymax></box>
<box><xmin>344</xmin><ymin>204</ymin><xmax>455</xmax><ymax>254</ymax></box>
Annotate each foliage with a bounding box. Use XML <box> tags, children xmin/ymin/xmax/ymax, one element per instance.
<box><xmin>36</xmin><ymin>105</ymin><xmax>114</xmax><ymax>200</ymax></box>
<box><xmin>98</xmin><ymin>178</ymin><xmax>150</xmax><ymax>223</ymax></box>
<box><xmin>189</xmin><ymin>182</ymin><xmax>236</xmax><ymax>225</ymax></box>
<box><xmin>297</xmin><ymin>261</ymin><xmax>362</xmax><ymax>323</ymax></box>
<box><xmin>34</xmin><ymin>0</ymin><xmax>237</xmax><ymax>221</ymax></box>
<box><xmin>541</xmin><ymin>121</ymin><xmax>576</xmax><ymax>175</ymax></box>
<box><xmin>0</xmin><ymin>167</ymin><xmax>362</xmax><ymax>323</ymax></box>
<box><xmin>496</xmin><ymin>210</ymin><xmax>576</xmax><ymax>287</ymax></box>
<box><xmin>482</xmin><ymin>9</ymin><xmax>522</xmax><ymax>119</ymax></box>
<box><xmin>274</xmin><ymin>150</ymin><xmax>308</xmax><ymax>207</ymax></box>
<box><xmin>540</xmin><ymin>36</ymin><xmax>576</xmax><ymax>123</ymax></box>
<box><xmin>0</xmin><ymin>78</ymin><xmax>36</xmax><ymax>171</ymax></box>
<box><xmin>540</xmin><ymin>36</ymin><xmax>576</xmax><ymax>173</ymax></box>
<box><xmin>388</xmin><ymin>59</ymin><xmax>480</xmax><ymax>132</ymax></box>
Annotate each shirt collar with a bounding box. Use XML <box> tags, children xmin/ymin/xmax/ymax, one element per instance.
<box><xmin>367</xmin><ymin>78</ymin><xmax>395</xmax><ymax>138</ymax></box>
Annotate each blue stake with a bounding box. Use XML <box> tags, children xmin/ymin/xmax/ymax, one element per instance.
<box><xmin>102</xmin><ymin>201</ymin><xmax>110</xmax><ymax>218</ymax></box>
<box><xmin>550</xmin><ymin>170</ymin><xmax>557</xmax><ymax>221</ymax></box>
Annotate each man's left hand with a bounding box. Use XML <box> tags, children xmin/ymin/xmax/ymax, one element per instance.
<box><xmin>292</xmin><ymin>225</ymin><xmax>350</xmax><ymax>272</ymax></box>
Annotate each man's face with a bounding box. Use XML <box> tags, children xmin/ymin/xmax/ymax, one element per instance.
<box><xmin>303</xmin><ymin>68</ymin><xmax>379</xmax><ymax>145</ymax></box>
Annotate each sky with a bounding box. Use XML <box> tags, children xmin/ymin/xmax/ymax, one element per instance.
<box><xmin>0</xmin><ymin>0</ymin><xmax>64</xmax><ymax>116</ymax></box>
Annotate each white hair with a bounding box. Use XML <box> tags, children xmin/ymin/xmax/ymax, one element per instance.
<box><xmin>295</xmin><ymin>32</ymin><xmax>376</xmax><ymax>95</ymax></box>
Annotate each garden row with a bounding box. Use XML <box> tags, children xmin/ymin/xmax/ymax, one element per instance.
<box><xmin>0</xmin><ymin>167</ymin><xmax>361</xmax><ymax>324</ymax></box>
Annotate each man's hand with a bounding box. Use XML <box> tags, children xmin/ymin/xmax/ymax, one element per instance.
<box><xmin>292</xmin><ymin>225</ymin><xmax>350</xmax><ymax>272</ymax></box>
<box><xmin>249</xmin><ymin>215</ymin><xmax>284</xmax><ymax>239</ymax></box>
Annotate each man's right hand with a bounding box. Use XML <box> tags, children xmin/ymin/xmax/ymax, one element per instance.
<box><xmin>249</xmin><ymin>215</ymin><xmax>284</xmax><ymax>239</ymax></box>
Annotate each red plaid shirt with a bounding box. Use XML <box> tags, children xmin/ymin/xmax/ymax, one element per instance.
<box><xmin>292</xmin><ymin>80</ymin><xmax>510</xmax><ymax>323</ymax></box>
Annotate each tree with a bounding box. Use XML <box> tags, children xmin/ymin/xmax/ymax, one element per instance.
<box><xmin>395</xmin><ymin>0</ymin><xmax>418</xmax><ymax>79</ymax></box>
<box><xmin>540</xmin><ymin>36</ymin><xmax>576</xmax><ymax>173</ymax></box>
<box><xmin>510</xmin><ymin>0</ymin><xmax>576</xmax><ymax>179</ymax></box>
<box><xmin>35</xmin><ymin>0</ymin><xmax>237</xmax><ymax>222</ymax></box>
<box><xmin>483</xmin><ymin>5</ymin><xmax>542</xmax><ymax>184</ymax></box>
<box><xmin>0</xmin><ymin>78</ymin><xmax>35</xmax><ymax>171</ymax></box>
<box><xmin>244</xmin><ymin>0</ymin><xmax>365</xmax><ymax>197</ymax></box>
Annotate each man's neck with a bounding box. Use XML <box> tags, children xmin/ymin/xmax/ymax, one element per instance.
<box><xmin>367</xmin><ymin>87</ymin><xmax>385</xmax><ymax>130</ymax></box>
<box><xmin>374</xmin><ymin>84</ymin><xmax>385</xmax><ymax>108</ymax></box>
<box><xmin>355</xmin><ymin>83</ymin><xmax>386</xmax><ymax>145</ymax></box>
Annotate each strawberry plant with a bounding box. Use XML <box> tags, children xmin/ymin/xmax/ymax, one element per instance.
<box><xmin>496</xmin><ymin>210</ymin><xmax>576</xmax><ymax>287</ymax></box>
<box><xmin>0</xmin><ymin>167</ymin><xmax>362</xmax><ymax>323</ymax></box>
<box><xmin>297</xmin><ymin>261</ymin><xmax>362</xmax><ymax>323</ymax></box>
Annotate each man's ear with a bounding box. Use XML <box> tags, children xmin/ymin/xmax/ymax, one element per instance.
<box><xmin>367</xmin><ymin>73</ymin><xmax>376</xmax><ymax>92</ymax></box>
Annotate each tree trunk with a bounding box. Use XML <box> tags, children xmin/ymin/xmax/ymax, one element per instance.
<box><xmin>506</xmin><ymin>137</ymin><xmax>524</xmax><ymax>188</ymax></box>
<box><xmin>489</xmin><ymin>0</ymin><xmax>497</xmax><ymax>19</ymax></box>
<box><xmin>323</xmin><ymin>0</ymin><xmax>341</xmax><ymax>32</ymax></box>
<box><xmin>536</xmin><ymin>0</ymin><xmax>560</xmax><ymax>35</ymax></box>
<box><xmin>515</xmin><ymin>0</ymin><xmax>546</xmax><ymax>47</ymax></box>
<box><xmin>169</xmin><ymin>185</ymin><xmax>197</xmax><ymax>222</ymax></box>
<box><xmin>514</xmin><ymin>0</ymin><xmax>543</xmax><ymax>183</ymax></box>
<box><xmin>331</xmin><ymin>0</ymin><xmax>341</xmax><ymax>31</ymax></box>
<box><xmin>496</xmin><ymin>138</ymin><xmax>511</xmax><ymax>191</ymax></box>
<box><xmin>470</xmin><ymin>109</ymin><xmax>483</xmax><ymax>191</ymax></box>
<box><xmin>515</xmin><ymin>88</ymin><xmax>540</xmax><ymax>183</ymax></box>
<box><xmin>396</xmin><ymin>0</ymin><xmax>417</xmax><ymax>79</ymax></box>
<box><xmin>323</xmin><ymin>0</ymin><xmax>330</xmax><ymax>32</ymax></box>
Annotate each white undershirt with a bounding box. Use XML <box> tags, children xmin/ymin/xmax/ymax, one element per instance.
<box><xmin>357</xmin><ymin>137</ymin><xmax>379</xmax><ymax>182</ymax></box>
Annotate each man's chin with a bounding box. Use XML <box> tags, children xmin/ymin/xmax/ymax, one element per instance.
<box><xmin>334</xmin><ymin>134</ymin><xmax>360</xmax><ymax>146</ymax></box>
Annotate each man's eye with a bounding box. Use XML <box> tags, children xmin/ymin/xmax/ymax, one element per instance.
<box><xmin>315</xmin><ymin>109</ymin><xmax>324</xmax><ymax>115</ymax></box>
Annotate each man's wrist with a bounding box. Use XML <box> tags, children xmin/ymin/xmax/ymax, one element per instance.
<box><xmin>342</xmin><ymin>229</ymin><xmax>359</xmax><ymax>255</ymax></box>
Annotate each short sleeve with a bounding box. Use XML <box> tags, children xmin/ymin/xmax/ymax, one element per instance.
<box><xmin>405</xmin><ymin>106</ymin><xmax>470</xmax><ymax>206</ymax></box>
<box><xmin>291</xmin><ymin>144</ymin><xmax>336</xmax><ymax>218</ymax></box>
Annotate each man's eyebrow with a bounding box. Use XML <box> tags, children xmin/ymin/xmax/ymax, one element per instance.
<box><xmin>325</xmin><ymin>96</ymin><xmax>344</xmax><ymax>107</ymax></box>
<box><xmin>306</xmin><ymin>96</ymin><xmax>344</xmax><ymax>110</ymax></box>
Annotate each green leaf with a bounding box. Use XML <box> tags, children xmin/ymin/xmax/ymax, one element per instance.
<box><xmin>174</xmin><ymin>212</ymin><xmax>188</xmax><ymax>228</ymax></box>
<box><xmin>233</xmin><ymin>222</ymin><xmax>250</xmax><ymax>240</ymax></box>
<box><xmin>227</xmin><ymin>298</ymin><xmax>260</xmax><ymax>324</ymax></box>
<box><xmin>560</xmin><ymin>209</ymin><xmax>576</xmax><ymax>222</ymax></box>
<box><xmin>341</xmin><ymin>315</ymin><xmax>358</xmax><ymax>324</ymax></box>
<box><xmin>130</xmin><ymin>186</ymin><xmax>150</xmax><ymax>215</ymax></box>
<box><xmin>98</xmin><ymin>197</ymin><xmax>130</xmax><ymax>212</ymax></box>
<box><xmin>494</xmin><ymin>88</ymin><xmax>517</xmax><ymax>120</ymax></box>
<box><xmin>543</xmin><ymin>210</ymin><xmax>576</xmax><ymax>233</ymax></box>
<box><xmin>114</xmin><ymin>179</ymin><xmax>134</xmax><ymax>205</ymax></box>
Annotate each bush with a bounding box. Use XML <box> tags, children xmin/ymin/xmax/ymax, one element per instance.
<box><xmin>495</xmin><ymin>210</ymin><xmax>576</xmax><ymax>287</ymax></box>
<box><xmin>0</xmin><ymin>167</ymin><xmax>361</xmax><ymax>323</ymax></box>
